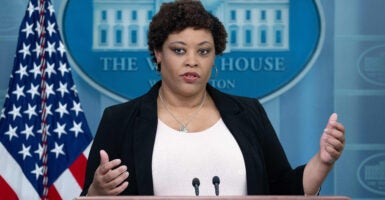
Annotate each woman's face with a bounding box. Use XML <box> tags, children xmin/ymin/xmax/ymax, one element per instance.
<box><xmin>155</xmin><ymin>27</ymin><xmax>215</xmax><ymax>96</ymax></box>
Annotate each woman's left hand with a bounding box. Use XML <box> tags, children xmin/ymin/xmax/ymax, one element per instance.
<box><xmin>320</xmin><ymin>113</ymin><xmax>345</xmax><ymax>165</ymax></box>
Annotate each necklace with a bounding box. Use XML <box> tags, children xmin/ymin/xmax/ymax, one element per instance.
<box><xmin>158</xmin><ymin>90</ymin><xmax>207</xmax><ymax>133</ymax></box>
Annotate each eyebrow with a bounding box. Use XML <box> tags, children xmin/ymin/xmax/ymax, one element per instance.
<box><xmin>169</xmin><ymin>41</ymin><xmax>213</xmax><ymax>46</ymax></box>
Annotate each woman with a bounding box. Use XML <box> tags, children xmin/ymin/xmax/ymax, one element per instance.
<box><xmin>82</xmin><ymin>0</ymin><xmax>345</xmax><ymax>196</ymax></box>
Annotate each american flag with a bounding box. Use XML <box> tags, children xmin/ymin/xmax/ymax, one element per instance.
<box><xmin>0</xmin><ymin>0</ymin><xmax>93</xmax><ymax>199</ymax></box>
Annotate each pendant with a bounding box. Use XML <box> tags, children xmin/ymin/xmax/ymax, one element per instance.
<box><xmin>180</xmin><ymin>126</ymin><xmax>188</xmax><ymax>133</ymax></box>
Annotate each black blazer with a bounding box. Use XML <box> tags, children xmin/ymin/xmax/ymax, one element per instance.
<box><xmin>81</xmin><ymin>81</ymin><xmax>305</xmax><ymax>196</ymax></box>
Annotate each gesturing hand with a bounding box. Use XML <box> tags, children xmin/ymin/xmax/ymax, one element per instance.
<box><xmin>320</xmin><ymin>113</ymin><xmax>345</xmax><ymax>165</ymax></box>
<box><xmin>87</xmin><ymin>150</ymin><xmax>129</xmax><ymax>196</ymax></box>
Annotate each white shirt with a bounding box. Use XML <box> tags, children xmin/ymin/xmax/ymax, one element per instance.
<box><xmin>152</xmin><ymin>118</ymin><xmax>247</xmax><ymax>196</ymax></box>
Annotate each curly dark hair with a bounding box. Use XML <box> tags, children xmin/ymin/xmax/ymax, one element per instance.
<box><xmin>147</xmin><ymin>0</ymin><xmax>227</xmax><ymax>70</ymax></box>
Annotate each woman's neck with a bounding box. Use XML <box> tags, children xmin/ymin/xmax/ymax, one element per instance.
<box><xmin>158</xmin><ymin>86</ymin><xmax>207</xmax><ymax>108</ymax></box>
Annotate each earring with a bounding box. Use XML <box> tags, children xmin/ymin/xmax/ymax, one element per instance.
<box><xmin>156</xmin><ymin>63</ymin><xmax>159</xmax><ymax>71</ymax></box>
<box><xmin>211</xmin><ymin>66</ymin><xmax>218</xmax><ymax>79</ymax></box>
<box><xmin>155</xmin><ymin>63</ymin><xmax>161</xmax><ymax>75</ymax></box>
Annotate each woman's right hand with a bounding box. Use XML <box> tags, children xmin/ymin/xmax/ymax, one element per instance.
<box><xmin>87</xmin><ymin>150</ymin><xmax>129</xmax><ymax>196</ymax></box>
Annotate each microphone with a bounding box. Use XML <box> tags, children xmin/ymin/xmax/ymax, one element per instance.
<box><xmin>192</xmin><ymin>177</ymin><xmax>200</xmax><ymax>196</ymax></box>
<box><xmin>212</xmin><ymin>176</ymin><xmax>220</xmax><ymax>196</ymax></box>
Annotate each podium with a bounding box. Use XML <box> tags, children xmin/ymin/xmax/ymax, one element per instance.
<box><xmin>75</xmin><ymin>196</ymin><xmax>351</xmax><ymax>200</ymax></box>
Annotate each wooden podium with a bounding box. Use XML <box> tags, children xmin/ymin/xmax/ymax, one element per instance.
<box><xmin>75</xmin><ymin>196</ymin><xmax>351</xmax><ymax>200</ymax></box>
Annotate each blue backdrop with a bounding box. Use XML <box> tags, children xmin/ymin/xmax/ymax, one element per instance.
<box><xmin>0</xmin><ymin>0</ymin><xmax>384</xmax><ymax>199</ymax></box>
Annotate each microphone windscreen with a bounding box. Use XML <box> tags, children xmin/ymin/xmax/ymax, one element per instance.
<box><xmin>192</xmin><ymin>177</ymin><xmax>200</xmax><ymax>186</ymax></box>
<box><xmin>212</xmin><ymin>176</ymin><xmax>220</xmax><ymax>184</ymax></box>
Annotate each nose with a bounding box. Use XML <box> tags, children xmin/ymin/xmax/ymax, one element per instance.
<box><xmin>185</xmin><ymin>52</ymin><xmax>198</xmax><ymax>67</ymax></box>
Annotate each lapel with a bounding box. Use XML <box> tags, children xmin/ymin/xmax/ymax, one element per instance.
<box><xmin>206</xmin><ymin>84</ymin><xmax>247</xmax><ymax>138</ymax></box>
<box><xmin>207</xmin><ymin>85</ymin><xmax>262</xmax><ymax>194</ymax></box>
<box><xmin>133</xmin><ymin>82</ymin><xmax>160</xmax><ymax>195</ymax></box>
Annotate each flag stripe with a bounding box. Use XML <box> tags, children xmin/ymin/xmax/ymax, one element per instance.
<box><xmin>83</xmin><ymin>142</ymin><xmax>92</xmax><ymax>158</ymax></box>
<box><xmin>48</xmin><ymin>184</ymin><xmax>62</xmax><ymax>200</ymax></box>
<box><xmin>55</xmin><ymin>168</ymin><xmax>83</xmax><ymax>200</ymax></box>
<box><xmin>69</xmin><ymin>153</ymin><xmax>88</xmax><ymax>188</ymax></box>
<box><xmin>0</xmin><ymin>176</ymin><xmax>18</xmax><ymax>200</ymax></box>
